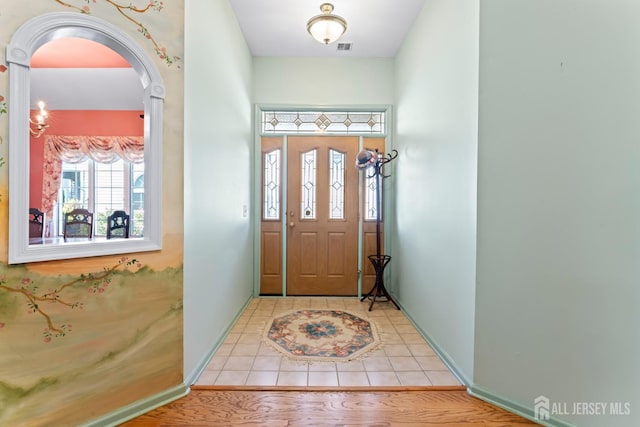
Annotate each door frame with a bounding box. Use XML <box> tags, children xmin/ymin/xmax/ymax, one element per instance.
<box><xmin>252</xmin><ymin>105</ymin><xmax>394</xmax><ymax>297</ymax></box>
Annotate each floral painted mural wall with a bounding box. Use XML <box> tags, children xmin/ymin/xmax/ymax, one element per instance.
<box><xmin>0</xmin><ymin>1</ymin><xmax>184</xmax><ymax>426</ymax></box>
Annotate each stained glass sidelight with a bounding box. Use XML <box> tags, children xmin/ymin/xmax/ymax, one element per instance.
<box><xmin>263</xmin><ymin>149</ymin><xmax>281</xmax><ymax>220</ymax></box>
<box><xmin>301</xmin><ymin>150</ymin><xmax>317</xmax><ymax>219</ymax></box>
<box><xmin>365</xmin><ymin>174</ymin><xmax>378</xmax><ymax>221</ymax></box>
<box><xmin>329</xmin><ymin>149</ymin><xmax>345</xmax><ymax>219</ymax></box>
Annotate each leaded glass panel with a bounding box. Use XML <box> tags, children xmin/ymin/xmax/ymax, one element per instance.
<box><xmin>301</xmin><ymin>149</ymin><xmax>317</xmax><ymax>219</ymax></box>
<box><xmin>365</xmin><ymin>174</ymin><xmax>378</xmax><ymax>221</ymax></box>
<box><xmin>262</xmin><ymin>110</ymin><xmax>385</xmax><ymax>135</ymax></box>
<box><xmin>329</xmin><ymin>149</ymin><xmax>345</xmax><ymax>219</ymax></box>
<box><xmin>263</xmin><ymin>149</ymin><xmax>281</xmax><ymax>220</ymax></box>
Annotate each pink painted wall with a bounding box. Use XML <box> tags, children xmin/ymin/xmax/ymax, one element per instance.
<box><xmin>32</xmin><ymin>37</ymin><xmax>132</xmax><ymax>68</ymax></box>
<box><xmin>28</xmin><ymin>110</ymin><xmax>143</xmax><ymax>209</ymax></box>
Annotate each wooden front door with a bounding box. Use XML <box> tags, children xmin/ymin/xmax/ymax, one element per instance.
<box><xmin>286</xmin><ymin>136</ymin><xmax>359</xmax><ymax>295</ymax></box>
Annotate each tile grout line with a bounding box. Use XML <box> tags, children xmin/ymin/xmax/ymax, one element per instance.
<box><xmin>199</xmin><ymin>297</ymin><xmax>460</xmax><ymax>388</ymax></box>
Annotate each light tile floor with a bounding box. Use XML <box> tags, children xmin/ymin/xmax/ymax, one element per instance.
<box><xmin>195</xmin><ymin>297</ymin><xmax>462</xmax><ymax>388</ymax></box>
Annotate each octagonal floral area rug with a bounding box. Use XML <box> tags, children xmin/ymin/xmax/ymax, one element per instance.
<box><xmin>263</xmin><ymin>309</ymin><xmax>381</xmax><ymax>362</ymax></box>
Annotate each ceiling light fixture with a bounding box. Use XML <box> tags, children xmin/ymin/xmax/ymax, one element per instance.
<box><xmin>307</xmin><ymin>3</ymin><xmax>347</xmax><ymax>45</ymax></box>
<box><xmin>29</xmin><ymin>100</ymin><xmax>49</xmax><ymax>138</ymax></box>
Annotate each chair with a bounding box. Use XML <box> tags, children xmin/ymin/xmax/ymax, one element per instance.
<box><xmin>106</xmin><ymin>210</ymin><xmax>130</xmax><ymax>239</ymax></box>
<box><xmin>29</xmin><ymin>208</ymin><xmax>45</xmax><ymax>240</ymax></box>
<box><xmin>63</xmin><ymin>208</ymin><xmax>93</xmax><ymax>241</ymax></box>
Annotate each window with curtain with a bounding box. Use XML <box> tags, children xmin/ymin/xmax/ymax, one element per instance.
<box><xmin>41</xmin><ymin>135</ymin><xmax>145</xmax><ymax>238</ymax></box>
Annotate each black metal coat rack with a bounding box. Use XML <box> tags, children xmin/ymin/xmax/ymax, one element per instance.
<box><xmin>358</xmin><ymin>148</ymin><xmax>400</xmax><ymax>311</ymax></box>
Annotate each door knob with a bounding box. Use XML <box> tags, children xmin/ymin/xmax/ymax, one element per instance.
<box><xmin>289</xmin><ymin>222</ymin><xmax>295</xmax><ymax>228</ymax></box>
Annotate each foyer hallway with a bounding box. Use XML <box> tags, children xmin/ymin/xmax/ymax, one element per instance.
<box><xmin>194</xmin><ymin>297</ymin><xmax>462</xmax><ymax>388</ymax></box>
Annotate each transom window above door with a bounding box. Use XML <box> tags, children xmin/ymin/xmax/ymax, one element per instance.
<box><xmin>261</xmin><ymin>110</ymin><xmax>386</xmax><ymax>135</ymax></box>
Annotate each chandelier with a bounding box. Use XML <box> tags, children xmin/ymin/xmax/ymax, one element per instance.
<box><xmin>306</xmin><ymin>3</ymin><xmax>347</xmax><ymax>45</ymax></box>
<box><xmin>29</xmin><ymin>100</ymin><xmax>49</xmax><ymax>138</ymax></box>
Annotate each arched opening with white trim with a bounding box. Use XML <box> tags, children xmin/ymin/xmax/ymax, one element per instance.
<box><xmin>7</xmin><ymin>12</ymin><xmax>164</xmax><ymax>263</ymax></box>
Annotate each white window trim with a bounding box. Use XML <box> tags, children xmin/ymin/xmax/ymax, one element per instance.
<box><xmin>57</xmin><ymin>159</ymin><xmax>142</xmax><ymax>238</ymax></box>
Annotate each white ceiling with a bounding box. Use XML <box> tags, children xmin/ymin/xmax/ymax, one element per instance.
<box><xmin>30</xmin><ymin>1</ymin><xmax>427</xmax><ymax>111</ymax></box>
<box><xmin>31</xmin><ymin>68</ymin><xmax>143</xmax><ymax>111</ymax></box>
<box><xmin>228</xmin><ymin>0</ymin><xmax>427</xmax><ymax>57</ymax></box>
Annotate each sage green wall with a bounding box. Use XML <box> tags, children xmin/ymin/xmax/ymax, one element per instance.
<box><xmin>253</xmin><ymin>57</ymin><xmax>394</xmax><ymax>106</ymax></box>
<box><xmin>475</xmin><ymin>1</ymin><xmax>639</xmax><ymax>426</ymax></box>
<box><xmin>183</xmin><ymin>0</ymin><xmax>254</xmax><ymax>380</ymax></box>
<box><xmin>393</xmin><ymin>0</ymin><xmax>479</xmax><ymax>383</ymax></box>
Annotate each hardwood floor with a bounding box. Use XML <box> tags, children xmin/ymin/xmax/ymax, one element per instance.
<box><xmin>120</xmin><ymin>388</ymin><xmax>538</xmax><ymax>426</ymax></box>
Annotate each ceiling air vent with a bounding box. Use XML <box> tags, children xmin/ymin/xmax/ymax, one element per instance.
<box><xmin>337</xmin><ymin>42</ymin><xmax>352</xmax><ymax>51</ymax></box>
